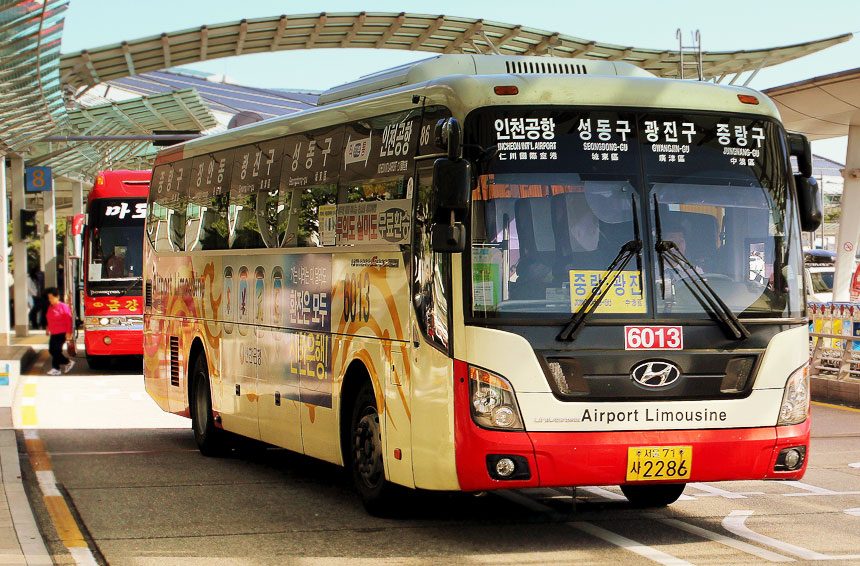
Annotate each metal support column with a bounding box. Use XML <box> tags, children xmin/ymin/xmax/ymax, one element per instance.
<box><xmin>42</xmin><ymin>182</ymin><xmax>57</xmax><ymax>288</ymax></box>
<box><xmin>0</xmin><ymin>155</ymin><xmax>10</xmax><ymax>345</ymax></box>
<box><xmin>833</xmin><ymin>125</ymin><xmax>860</xmax><ymax>301</ymax></box>
<box><xmin>73</xmin><ymin>179</ymin><xmax>84</xmax><ymax>217</ymax></box>
<box><xmin>9</xmin><ymin>157</ymin><xmax>28</xmax><ymax>337</ymax></box>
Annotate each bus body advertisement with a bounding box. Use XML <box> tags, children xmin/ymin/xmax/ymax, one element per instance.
<box><xmin>84</xmin><ymin>170</ymin><xmax>150</xmax><ymax>368</ymax></box>
<box><xmin>143</xmin><ymin>55</ymin><xmax>818</xmax><ymax>512</ymax></box>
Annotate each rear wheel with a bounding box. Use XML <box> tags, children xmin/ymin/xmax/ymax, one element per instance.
<box><xmin>190</xmin><ymin>355</ymin><xmax>228</xmax><ymax>457</ymax></box>
<box><xmin>350</xmin><ymin>382</ymin><xmax>400</xmax><ymax>515</ymax></box>
<box><xmin>620</xmin><ymin>483</ymin><xmax>687</xmax><ymax>507</ymax></box>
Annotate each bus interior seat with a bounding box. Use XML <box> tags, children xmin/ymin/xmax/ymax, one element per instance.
<box><xmin>511</xmin><ymin>197</ymin><xmax>554</xmax><ymax>299</ymax></box>
<box><xmin>551</xmin><ymin>193</ymin><xmax>605</xmax><ymax>274</ymax></box>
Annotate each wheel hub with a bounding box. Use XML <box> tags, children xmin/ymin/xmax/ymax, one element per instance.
<box><xmin>354</xmin><ymin>411</ymin><xmax>383</xmax><ymax>488</ymax></box>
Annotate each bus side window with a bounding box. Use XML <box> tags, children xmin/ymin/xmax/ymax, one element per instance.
<box><xmin>279</xmin><ymin>128</ymin><xmax>342</xmax><ymax>247</ymax></box>
<box><xmin>189</xmin><ymin>151</ymin><xmax>231</xmax><ymax>250</ymax></box>
<box><xmin>149</xmin><ymin>162</ymin><xmax>188</xmax><ymax>252</ymax></box>
<box><xmin>228</xmin><ymin>145</ymin><xmax>265</xmax><ymax>249</ymax></box>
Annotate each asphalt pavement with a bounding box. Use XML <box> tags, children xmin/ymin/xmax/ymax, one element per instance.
<box><xmin>15</xmin><ymin>355</ymin><xmax>860</xmax><ymax>565</ymax></box>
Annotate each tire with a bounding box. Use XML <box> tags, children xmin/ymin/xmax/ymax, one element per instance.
<box><xmin>620</xmin><ymin>483</ymin><xmax>687</xmax><ymax>507</ymax></box>
<box><xmin>350</xmin><ymin>382</ymin><xmax>400</xmax><ymax>515</ymax></box>
<box><xmin>86</xmin><ymin>355</ymin><xmax>109</xmax><ymax>371</ymax></box>
<box><xmin>190</xmin><ymin>354</ymin><xmax>228</xmax><ymax>457</ymax></box>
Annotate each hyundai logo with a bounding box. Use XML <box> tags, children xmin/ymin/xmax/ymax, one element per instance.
<box><xmin>631</xmin><ymin>361</ymin><xmax>681</xmax><ymax>388</ymax></box>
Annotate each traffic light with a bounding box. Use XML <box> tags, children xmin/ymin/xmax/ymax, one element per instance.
<box><xmin>20</xmin><ymin>209</ymin><xmax>37</xmax><ymax>239</ymax></box>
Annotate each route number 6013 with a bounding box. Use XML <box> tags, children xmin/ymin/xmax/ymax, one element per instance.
<box><xmin>624</xmin><ymin>326</ymin><xmax>683</xmax><ymax>350</ymax></box>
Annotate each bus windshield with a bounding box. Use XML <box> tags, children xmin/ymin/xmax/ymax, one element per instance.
<box><xmin>465</xmin><ymin>107</ymin><xmax>803</xmax><ymax>321</ymax></box>
<box><xmin>87</xmin><ymin>198</ymin><xmax>146</xmax><ymax>287</ymax></box>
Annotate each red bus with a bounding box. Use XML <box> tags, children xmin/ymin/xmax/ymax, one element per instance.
<box><xmin>83</xmin><ymin>170</ymin><xmax>150</xmax><ymax>369</ymax></box>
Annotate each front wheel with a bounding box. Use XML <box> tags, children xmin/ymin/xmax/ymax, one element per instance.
<box><xmin>190</xmin><ymin>355</ymin><xmax>228</xmax><ymax>457</ymax></box>
<box><xmin>86</xmin><ymin>355</ymin><xmax>109</xmax><ymax>371</ymax></box>
<box><xmin>350</xmin><ymin>382</ymin><xmax>401</xmax><ymax>515</ymax></box>
<box><xmin>620</xmin><ymin>483</ymin><xmax>687</xmax><ymax>507</ymax></box>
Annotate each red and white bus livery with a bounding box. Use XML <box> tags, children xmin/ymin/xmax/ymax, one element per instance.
<box><xmin>83</xmin><ymin>170</ymin><xmax>150</xmax><ymax>368</ymax></box>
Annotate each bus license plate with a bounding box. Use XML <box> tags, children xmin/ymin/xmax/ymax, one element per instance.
<box><xmin>626</xmin><ymin>445</ymin><xmax>692</xmax><ymax>481</ymax></box>
<box><xmin>624</xmin><ymin>325</ymin><xmax>683</xmax><ymax>350</ymax></box>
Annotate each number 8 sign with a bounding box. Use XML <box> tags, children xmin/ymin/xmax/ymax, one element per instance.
<box><xmin>24</xmin><ymin>166</ymin><xmax>52</xmax><ymax>193</ymax></box>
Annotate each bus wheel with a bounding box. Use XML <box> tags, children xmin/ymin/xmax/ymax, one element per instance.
<box><xmin>620</xmin><ymin>483</ymin><xmax>687</xmax><ymax>507</ymax></box>
<box><xmin>190</xmin><ymin>355</ymin><xmax>227</xmax><ymax>457</ymax></box>
<box><xmin>86</xmin><ymin>355</ymin><xmax>109</xmax><ymax>371</ymax></box>
<box><xmin>350</xmin><ymin>382</ymin><xmax>399</xmax><ymax>515</ymax></box>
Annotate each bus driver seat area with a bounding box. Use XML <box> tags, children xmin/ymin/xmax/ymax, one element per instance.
<box><xmin>511</xmin><ymin>197</ymin><xmax>555</xmax><ymax>300</ymax></box>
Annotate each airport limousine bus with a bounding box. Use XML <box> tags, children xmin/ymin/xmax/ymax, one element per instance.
<box><xmin>84</xmin><ymin>170</ymin><xmax>150</xmax><ymax>368</ymax></box>
<box><xmin>143</xmin><ymin>54</ymin><xmax>823</xmax><ymax>513</ymax></box>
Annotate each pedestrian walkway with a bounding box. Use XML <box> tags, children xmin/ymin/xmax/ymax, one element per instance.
<box><xmin>0</xmin><ymin>409</ymin><xmax>51</xmax><ymax>565</ymax></box>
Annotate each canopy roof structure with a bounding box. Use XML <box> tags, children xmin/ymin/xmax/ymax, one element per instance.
<box><xmin>0</xmin><ymin>0</ymin><xmax>69</xmax><ymax>153</ymax></box>
<box><xmin>29</xmin><ymin>89</ymin><xmax>216</xmax><ymax>176</ymax></box>
<box><xmin>59</xmin><ymin>12</ymin><xmax>852</xmax><ymax>90</ymax></box>
<box><xmin>764</xmin><ymin>67</ymin><xmax>860</xmax><ymax>140</ymax></box>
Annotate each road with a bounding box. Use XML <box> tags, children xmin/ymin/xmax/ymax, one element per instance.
<box><xmin>14</xmin><ymin>354</ymin><xmax>860</xmax><ymax>565</ymax></box>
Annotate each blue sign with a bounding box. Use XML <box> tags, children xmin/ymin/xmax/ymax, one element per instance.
<box><xmin>24</xmin><ymin>166</ymin><xmax>52</xmax><ymax>193</ymax></box>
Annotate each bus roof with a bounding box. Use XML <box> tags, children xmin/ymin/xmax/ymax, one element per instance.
<box><xmin>88</xmin><ymin>169</ymin><xmax>151</xmax><ymax>202</ymax></box>
<box><xmin>162</xmin><ymin>54</ymin><xmax>781</xmax><ymax>164</ymax></box>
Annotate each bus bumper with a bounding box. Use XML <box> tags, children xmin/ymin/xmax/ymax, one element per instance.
<box><xmin>84</xmin><ymin>329</ymin><xmax>143</xmax><ymax>357</ymax></box>
<box><xmin>454</xmin><ymin>414</ymin><xmax>810</xmax><ymax>492</ymax></box>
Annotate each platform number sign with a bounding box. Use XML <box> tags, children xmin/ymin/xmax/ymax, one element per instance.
<box><xmin>24</xmin><ymin>166</ymin><xmax>52</xmax><ymax>193</ymax></box>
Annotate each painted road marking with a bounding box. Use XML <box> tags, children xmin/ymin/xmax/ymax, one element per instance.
<box><xmin>20</xmin><ymin>377</ymin><xmax>38</xmax><ymax>427</ymax></box>
<box><xmin>578</xmin><ymin>486</ymin><xmax>628</xmax><ymax>501</ymax></box>
<box><xmin>781</xmin><ymin>481</ymin><xmax>860</xmax><ymax>497</ymax></box>
<box><xmin>846</xmin><ymin>508</ymin><xmax>860</xmax><ymax>517</ymax></box>
<box><xmin>723</xmin><ymin>510</ymin><xmax>860</xmax><ymax>561</ymax></box>
<box><xmin>689</xmin><ymin>482</ymin><xmax>762</xmax><ymax>499</ymax></box>
<box><xmin>570</xmin><ymin>522</ymin><xmax>693</xmax><ymax>566</ymax></box>
<box><xmin>645</xmin><ymin>514</ymin><xmax>794</xmax><ymax>563</ymax></box>
<box><xmin>849</xmin><ymin>462</ymin><xmax>860</xmax><ymax>469</ymax></box>
<box><xmin>24</xmin><ymin>430</ymin><xmax>98</xmax><ymax>566</ymax></box>
<box><xmin>812</xmin><ymin>401</ymin><xmax>860</xmax><ymax>414</ymax></box>
<box><xmin>499</xmin><ymin>491</ymin><xmax>695</xmax><ymax>565</ymax></box>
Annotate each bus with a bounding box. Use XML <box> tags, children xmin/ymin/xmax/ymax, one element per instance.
<box><xmin>83</xmin><ymin>170</ymin><xmax>150</xmax><ymax>369</ymax></box>
<box><xmin>143</xmin><ymin>54</ymin><xmax>822</xmax><ymax>514</ymax></box>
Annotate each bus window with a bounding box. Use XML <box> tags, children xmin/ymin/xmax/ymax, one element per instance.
<box><xmin>148</xmin><ymin>162</ymin><xmax>188</xmax><ymax>252</ymax></box>
<box><xmin>281</xmin><ymin>126</ymin><xmax>343</xmax><ymax>247</ymax></box>
<box><xmin>188</xmin><ymin>152</ymin><xmax>231</xmax><ymax>250</ymax></box>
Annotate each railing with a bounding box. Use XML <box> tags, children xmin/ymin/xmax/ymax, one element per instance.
<box><xmin>809</xmin><ymin>302</ymin><xmax>860</xmax><ymax>380</ymax></box>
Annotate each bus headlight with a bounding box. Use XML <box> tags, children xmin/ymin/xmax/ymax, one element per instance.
<box><xmin>469</xmin><ymin>366</ymin><xmax>524</xmax><ymax>431</ymax></box>
<box><xmin>99</xmin><ymin>317</ymin><xmax>109</xmax><ymax>326</ymax></box>
<box><xmin>777</xmin><ymin>364</ymin><xmax>809</xmax><ymax>426</ymax></box>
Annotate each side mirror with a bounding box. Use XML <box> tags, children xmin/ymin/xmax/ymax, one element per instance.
<box><xmin>431</xmin><ymin>223</ymin><xmax>467</xmax><ymax>253</ymax></box>
<box><xmin>787</xmin><ymin>132</ymin><xmax>812</xmax><ymax>177</ymax></box>
<box><xmin>795</xmin><ymin>174</ymin><xmax>822</xmax><ymax>232</ymax></box>
<box><xmin>434</xmin><ymin>117</ymin><xmax>462</xmax><ymax>160</ymax></box>
<box><xmin>431</xmin><ymin>157</ymin><xmax>472</xmax><ymax>254</ymax></box>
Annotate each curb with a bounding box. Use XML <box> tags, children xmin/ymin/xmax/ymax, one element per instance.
<box><xmin>0</xmin><ymin>430</ymin><xmax>51</xmax><ymax>565</ymax></box>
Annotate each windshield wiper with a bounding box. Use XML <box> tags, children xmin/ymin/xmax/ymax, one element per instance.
<box><xmin>557</xmin><ymin>194</ymin><xmax>643</xmax><ymax>342</ymax></box>
<box><xmin>652</xmin><ymin>197</ymin><xmax>749</xmax><ymax>340</ymax></box>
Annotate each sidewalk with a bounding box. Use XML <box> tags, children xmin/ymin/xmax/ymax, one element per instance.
<box><xmin>0</xmin><ymin>409</ymin><xmax>51</xmax><ymax>565</ymax></box>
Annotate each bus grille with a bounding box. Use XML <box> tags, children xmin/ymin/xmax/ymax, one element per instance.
<box><xmin>505</xmin><ymin>61</ymin><xmax>588</xmax><ymax>75</ymax></box>
<box><xmin>169</xmin><ymin>336</ymin><xmax>180</xmax><ymax>387</ymax></box>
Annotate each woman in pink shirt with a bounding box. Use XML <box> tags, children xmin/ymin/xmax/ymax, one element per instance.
<box><xmin>45</xmin><ymin>288</ymin><xmax>75</xmax><ymax>375</ymax></box>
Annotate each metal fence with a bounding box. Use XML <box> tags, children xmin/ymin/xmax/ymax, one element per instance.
<box><xmin>809</xmin><ymin>303</ymin><xmax>860</xmax><ymax>380</ymax></box>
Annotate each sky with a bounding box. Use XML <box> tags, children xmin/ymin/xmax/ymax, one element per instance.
<box><xmin>60</xmin><ymin>0</ymin><xmax>860</xmax><ymax>162</ymax></box>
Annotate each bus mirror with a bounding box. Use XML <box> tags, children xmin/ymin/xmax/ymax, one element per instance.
<box><xmin>435</xmin><ymin>117</ymin><xmax>462</xmax><ymax>160</ymax></box>
<box><xmin>787</xmin><ymin>132</ymin><xmax>812</xmax><ymax>177</ymax></box>
<box><xmin>431</xmin><ymin>222</ymin><xmax>466</xmax><ymax>253</ymax></box>
<box><xmin>795</xmin><ymin>174</ymin><xmax>822</xmax><ymax>232</ymax></box>
<box><xmin>433</xmin><ymin>158</ymin><xmax>472</xmax><ymax>212</ymax></box>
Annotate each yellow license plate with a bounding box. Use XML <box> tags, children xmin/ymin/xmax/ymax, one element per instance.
<box><xmin>626</xmin><ymin>445</ymin><xmax>692</xmax><ymax>481</ymax></box>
